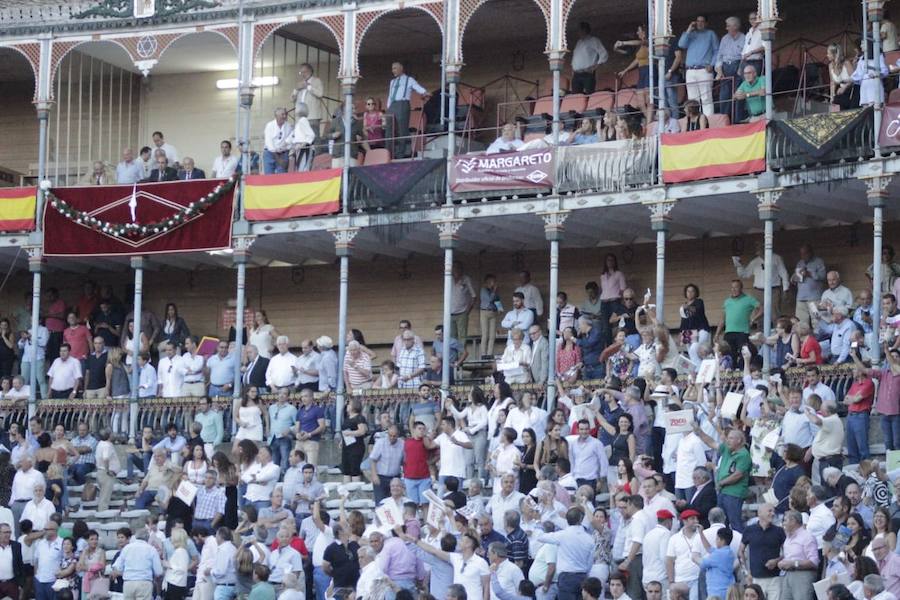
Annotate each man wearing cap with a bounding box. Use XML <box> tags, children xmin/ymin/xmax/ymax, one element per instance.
<box><xmin>643</xmin><ymin>511</ymin><xmax>674</xmax><ymax>594</ymax></box>
<box><xmin>740</xmin><ymin>504</ymin><xmax>785</xmax><ymax>600</ymax></box>
<box><xmin>666</xmin><ymin>510</ymin><xmax>704</xmax><ymax>600</ymax></box>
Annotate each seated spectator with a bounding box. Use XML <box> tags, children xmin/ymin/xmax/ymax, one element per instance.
<box><xmin>734</xmin><ymin>64</ymin><xmax>766</xmax><ymax>122</ymax></box>
<box><xmin>135</xmin><ymin>449</ymin><xmax>180</xmax><ymax>509</ymax></box>
<box><xmin>143</xmin><ymin>152</ymin><xmax>178</xmax><ymax>183</ymax></box>
<box><xmin>599</xmin><ymin>110</ymin><xmax>617</xmax><ymax>141</ymax></box>
<box><xmin>263</xmin><ymin>108</ymin><xmax>293</xmax><ymax>174</ymax></box>
<box><xmin>362</xmin><ymin>97</ymin><xmax>385</xmax><ymax>148</ymax></box>
<box><xmin>374</xmin><ymin>360</ymin><xmax>399</xmax><ymax>388</ymax></box>
<box><xmin>424</xmin><ymin>354</ymin><xmax>453</xmax><ymax>385</ymax></box>
<box><xmin>486</xmin><ymin>123</ymin><xmax>524</xmax><ymax>154</ymax></box>
<box><xmin>116</xmin><ymin>147</ymin><xmax>143</xmax><ymax>184</ymax></box>
<box><xmin>815</xmin><ymin>306</ymin><xmax>854</xmax><ymax>364</ymax></box>
<box><xmin>178</xmin><ymin>157</ymin><xmax>205</xmax><ymax>180</ymax></box>
<box><xmin>212</xmin><ymin>140</ymin><xmax>240</xmax><ymax>178</ymax></box>
<box><xmin>572</xmin><ymin>118</ymin><xmax>599</xmax><ymax>145</ymax></box>
<box><xmin>684</xmin><ymin>100</ymin><xmax>709</xmax><ymax>131</ymax></box>
<box><xmin>290</xmin><ymin>103</ymin><xmax>316</xmax><ymax>172</ymax></box>
<box><xmin>328</xmin><ymin>105</ymin><xmax>365</xmax><ymax>168</ymax></box>
<box><xmin>500</xmin><ymin>328</ymin><xmax>531</xmax><ymax>384</ymax></box>
<box><xmin>80</xmin><ymin>160</ymin><xmax>114</xmax><ymax>186</ymax></box>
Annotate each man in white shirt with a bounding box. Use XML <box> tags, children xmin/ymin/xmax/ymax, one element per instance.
<box><xmin>571</xmin><ymin>21</ymin><xmax>609</xmax><ymax>94</ymax></box>
<box><xmin>357</xmin><ymin>545</ymin><xmax>386</xmax><ymax>600</ymax></box>
<box><xmin>116</xmin><ymin>147</ymin><xmax>143</xmax><ymax>184</ymax></box>
<box><xmin>501</xmin><ymin>293</ymin><xmax>535</xmax><ymax>345</ymax></box>
<box><xmin>385</xmin><ymin>61</ymin><xmax>430</xmax><ymax>159</ymax></box>
<box><xmin>666</xmin><ymin>510</ymin><xmax>704</xmax><ymax>600</ymax></box>
<box><xmin>674</xmin><ymin>431</ymin><xmax>709</xmax><ymax>500</ymax></box>
<box><xmin>620</xmin><ymin>495</ymin><xmax>652</xmax><ymax>600</ymax></box>
<box><xmin>47</xmin><ymin>342</ymin><xmax>82</xmax><ymax>399</ymax></box>
<box><xmin>95</xmin><ymin>428</ymin><xmax>121</xmax><ymax>512</ymax></box>
<box><xmin>157</xmin><ymin>342</ymin><xmax>185</xmax><ymax>398</ymax></box>
<box><xmin>449</xmin><ymin>261</ymin><xmax>477</xmax><ymax>341</ymax></box>
<box><xmin>181</xmin><ymin>336</ymin><xmax>206</xmax><ymax>398</ymax></box>
<box><xmin>643</xmin><ymin>510</ymin><xmax>674</xmax><ymax>593</ymax></box>
<box><xmin>488</xmin><ymin>542</ymin><xmax>524</xmax><ymax>600</ymax></box>
<box><xmin>435</xmin><ymin>416</ymin><xmax>472</xmax><ymax>486</ymax></box>
<box><xmin>137</xmin><ymin>353</ymin><xmax>157</xmax><ymax>398</ymax></box>
<box><xmin>241</xmin><ymin>446</ymin><xmax>281</xmax><ymax>510</ymax></box>
<box><xmin>702</xmin><ymin>507</ymin><xmax>742</xmax><ymax>555</ymax></box>
<box><xmin>734</xmin><ymin>241</ymin><xmax>790</xmax><ymax>321</ymax></box>
<box><xmin>266</xmin><ymin>335</ymin><xmax>298</xmax><ymax>391</ymax></box>
<box><xmin>802</xmin><ymin>366</ymin><xmax>836</xmax><ymax>405</ymax></box>
<box><xmin>151</xmin><ymin>130</ymin><xmax>179</xmax><ymax>165</ymax></box>
<box><xmin>781</xmin><ymin>387</ymin><xmax>815</xmax><ymax>450</ymax></box>
<box><xmin>292</xmin><ymin>63</ymin><xmax>325</xmax><ymax>142</ymax></box>
<box><xmin>741</xmin><ymin>12</ymin><xmax>765</xmax><ymax>76</ymax></box>
<box><xmin>805</xmin><ymin>486</ymin><xmax>835</xmax><ymax>548</ymax></box>
<box><xmin>211</xmin><ymin>140</ymin><xmax>239</xmax><ymax>178</ymax></box>
<box><xmin>263</xmin><ymin>107</ymin><xmax>293</xmax><ymax>174</ymax></box>
<box><xmin>10</xmin><ymin>456</ymin><xmax>42</xmax><ymax>534</ymax></box>
<box><xmin>294</xmin><ymin>339</ymin><xmax>320</xmax><ymax>391</ymax></box>
<box><xmin>486</xmin><ymin>123</ymin><xmax>525</xmax><ymax>155</ymax></box>
<box><xmin>489</xmin><ymin>474</ymin><xmax>525</xmax><ymax>527</ymax></box>
<box><xmin>569</xmin><ymin>420</ymin><xmax>609</xmax><ymax>491</ymax></box>
<box><xmin>808</xmin><ymin>402</ymin><xmax>845</xmax><ymax>485</ymax></box>
<box><xmin>516</xmin><ymin>270</ymin><xmax>544</xmax><ymax>319</ymax></box>
<box><xmin>818</xmin><ymin>271</ymin><xmax>854</xmax><ymax>319</ymax></box>
<box><xmin>269</xmin><ymin>528</ymin><xmax>303</xmax><ymax>586</ymax></box>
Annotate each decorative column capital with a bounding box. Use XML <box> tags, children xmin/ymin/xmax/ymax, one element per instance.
<box><xmin>539</xmin><ymin>210</ymin><xmax>569</xmax><ymax>242</ymax></box>
<box><xmin>647</xmin><ymin>201</ymin><xmax>675</xmax><ymax>231</ymax></box>
<box><xmin>130</xmin><ymin>256</ymin><xmax>148</xmax><ymax>270</ymax></box>
<box><xmin>34</xmin><ymin>101</ymin><xmax>53</xmax><ymax>118</ymax></box>
<box><xmin>653</xmin><ymin>35</ymin><xmax>671</xmax><ymax>53</ymax></box>
<box><xmin>233</xmin><ymin>235</ymin><xmax>256</xmax><ymax>265</ymax></box>
<box><xmin>756</xmin><ymin>188</ymin><xmax>783</xmax><ymax>220</ymax></box>
<box><xmin>329</xmin><ymin>226</ymin><xmax>359</xmax><ymax>257</ymax></box>
<box><xmin>339</xmin><ymin>76</ymin><xmax>358</xmax><ymax>96</ymax></box>
<box><xmin>432</xmin><ymin>218</ymin><xmax>464</xmax><ymax>250</ymax></box>
<box><xmin>546</xmin><ymin>50</ymin><xmax>567</xmax><ymax>71</ymax></box>
<box><xmin>862</xmin><ymin>174</ymin><xmax>892</xmax><ymax>207</ymax></box>
<box><xmin>446</xmin><ymin>63</ymin><xmax>463</xmax><ymax>84</ymax></box>
<box><xmin>25</xmin><ymin>246</ymin><xmax>43</xmax><ymax>274</ymax></box>
<box><xmin>864</xmin><ymin>0</ymin><xmax>887</xmax><ymax>22</ymax></box>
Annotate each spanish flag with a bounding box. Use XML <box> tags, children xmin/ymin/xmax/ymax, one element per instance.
<box><xmin>243</xmin><ymin>169</ymin><xmax>341</xmax><ymax>221</ymax></box>
<box><xmin>0</xmin><ymin>186</ymin><xmax>36</xmax><ymax>231</ymax></box>
<box><xmin>661</xmin><ymin>120</ymin><xmax>766</xmax><ymax>184</ymax></box>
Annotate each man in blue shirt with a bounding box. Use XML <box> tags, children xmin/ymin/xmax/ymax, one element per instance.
<box><xmin>206</xmin><ymin>341</ymin><xmax>236</xmax><ymax>398</ymax></box>
<box><xmin>575</xmin><ymin>316</ymin><xmax>604</xmax><ymax>380</ymax></box>
<box><xmin>678</xmin><ymin>15</ymin><xmax>719</xmax><ymax>116</ymax></box>
<box><xmin>269</xmin><ymin>388</ymin><xmax>298</xmax><ymax>472</ymax></box>
<box><xmin>112</xmin><ymin>528</ymin><xmax>163</xmax><ymax>599</ymax></box>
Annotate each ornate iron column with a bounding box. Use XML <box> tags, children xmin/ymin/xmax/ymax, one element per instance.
<box><xmin>540</xmin><ymin>208</ymin><xmax>569</xmax><ymax>410</ymax></box>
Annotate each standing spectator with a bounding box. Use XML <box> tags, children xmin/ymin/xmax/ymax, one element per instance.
<box><xmin>403</xmin><ymin>421</ymin><xmax>437</xmax><ymax>506</ymax></box>
<box><xmin>159</xmin><ymin>303</ymin><xmax>190</xmax><ymax>352</ymax></box>
<box><xmin>369</xmin><ymin>425</ymin><xmax>404</xmax><ymax>504</ymax></box>
<box><xmin>715</xmin><ymin>17</ymin><xmax>746</xmax><ymax>123</ymax></box>
<box><xmin>680</xmin><ymin>284</ymin><xmax>710</xmax><ymax>365</ymax></box>
<box><xmin>295</xmin><ymin>388</ymin><xmax>326</xmax><ymax>467</ymax></box>
<box><xmin>164</xmin><ymin>528</ymin><xmax>191</xmax><ymax>600</ymax></box>
<box><xmin>263</xmin><ymin>108</ymin><xmax>293</xmax><ymax>174</ymax></box>
<box><xmin>268</xmin><ymin>389</ymin><xmax>297</xmax><ymax>473</ymax></box>
<box><xmin>47</xmin><ymin>343</ymin><xmax>82</xmax><ymax>399</ymax></box>
<box><xmin>809</xmin><ymin>402</ymin><xmax>845</xmax><ymax>482</ymax></box>
<box><xmin>343</xmin><ymin>341</ymin><xmax>373</xmax><ymax>392</ymax></box>
<box><xmin>488</xmin><ymin>541</ymin><xmax>524</xmax><ymax>600</ymax></box>
<box><xmin>43</xmin><ymin>287</ymin><xmax>65</xmax><ymax>365</ymax></box>
<box><xmin>777</xmin><ymin>511</ymin><xmax>819</xmax><ymax>600</ymax></box>
<box><xmin>537</xmin><ymin>507</ymin><xmax>594</xmax><ymax>600</ymax></box>
<box><xmin>397</xmin><ymin>331</ymin><xmax>427</xmax><ymax>389</ymax></box>
<box><xmin>450</xmin><ymin>262</ymin><xmax>476</xmax><ymax>342</ymax></box>
<box><xmin>434</xmin><ymin>325</ymin><xmax>468</xmax><ymax>370</ymax></box>
<box><xmin>316</xmin><ymin>336</ymin><xmax>338</xmax><ymax>392</ymax></box>
<box><xmin>610</xmin><ymin>289</ymin><xmax>641</xmax><ymax>348</ymax></box>
<box><xmin>528</xmin><ymin>325</ymin><xmax>549</xmax><ymax>386</ymax></box>
<box><xmin>211</xmin><ymin>140</ymin><xmax>239</xmax><ymax>178</ymax></box>
<box><xmin>581</xmin><ymin>282</ymin><xmax>604</xmax><ymax>331</ymax></box>
<box><xmin>33</xmin><ymin>522</ymin><xmax>63</xmax><ymax>600</ymax></box>
<box><xmin>480</xmin><ymin>275</ymin><xmax>501</xmax><ymax>359</ymax></box>
<box><xmin>195</xmin><ymin>397</ymin><xmax>224</xmax><ymax>459</ymax></box>
<box><xmin>715</xmin><ymin>280</ymin><xmax>761</xmax><ymax>368</ymax></box>
<box><xmin>111</xmin><ymin>528</ymin><xmax>163</xmax><ymax>600</ymax></box>
<box><xmin>792</xmin><ymin>244</ymin><xmax>827</xmax><ymax>327</ymax></box>
<box><xmin>63</xmin><ymin>311</ymin><xmax>91</xmax><ymax>362</ymax></box>
<box><xmin>19</xmin><ymin>319</ymin><xmax>49</xmax><ymax>399</ymax></box>
<box><xmin>600</xmin><ymin>254</ymin><xmax>627</xmax><ymax>344</ymax></box>
<box><xmin>266</xmin><ymin>336</ymin><xmax>297</xmax><ymax>392</ymax></box>
<box><xmin>340</xmin><ymin>400</ymin><xmax>368</xmax><ymax>483</ymax></box>
<box><xmin>666</xmin><ymin>510</ymin><xmax>704</xmax><ymax>599</ymax></box>
<box><xmin>516</xmin><ymin>271</ymin><xmax>544</xmax><ymax>320</ymax></box>
<box><xmin>157</xmin><ymin>342</ymin><xmax>185</xmax><ymax>398</ymax></box>
<box><xmin>249</xmin><ymin>311</ymin><xmax>277</xmax><ymax>360</ymax></box>
<box><xmin>740</xmin><ymin>504</ymin><xmax>785</xmax><ymax>600</ymax></box>
<box><xmin>678</xmin><ymin>15</ymin><xmax>719</xmax><ymax>116</ymax></box>
<box><xmin>733</xmin><ymin>241</ymin><xmax>789</xmax><ymax>321</ymax></box>
<box><xmin>500</xmin><ymin>329</ymin><xmax>532</xmax><ymax>385</ymax></box>
<box><xmin>206</xmin><ymin>340</ymin><xmax>235</xmax><ymax>398</ymax></box>
<box><xmin>867</xmin><ymin>245</ymin><xmax>900</xmax><ymax>295</ymax></box>
<box><xmin>576</xmin><ymin>317</ymin><xmax>604</xmax><ymax>380</ymax></box>
<box><xmin>853</xmin><ymin>39</ymin><xmax>888</xmax><ymax>107</ymax></box>
<box><xmin>83</xmin><ymin>336</ymin><xmax>108</xmax><ymax>399</ymax></box>
<box><xmin>569</xmin><ymin>419</ymin><xmax>609</xmax><ymax>490</ymax></box>
<box><xmin>855</xmin><ymin>347</ymin><xmax>900</xmax><ymax>451</ymax></box>
<box><xmin>570</xmin><ymin>22</ymin><xmax>608</xmax><ymax>94</ymax></box>
<box><xmin>556</xmin><ymin>292</ymin><xmax>580</xmax><ymax>334</ymax></box>
<box><xmin>116</xmin><ymin>147</ymin><xmax>143</xmax><ymax>184</ymax></box>
<box><xmin>643</xmin><ymin>510</ymin><xmax>674</xmax><ymax>594</ymax></box>
<box><xmin>95</xmin><ymin>428</ymin><xmax>120</xmax><ymax>511</ymax></box>
<box><xmin>819</xmin><ymin>271</ymin><xmax>853</xmax><ymax>316</ymax></box>
<box><xmin>741</xmin><ymin>13</ymin><xmax>765</xmax><ymax>76</ymax></box>
<box><xmin>385</xmin><ymin>61</ymin><xmax>430</xmax><ymax>159</ymax></box>
<box><xmin>693</xmin><ymin>425</ymin><xmax>750</xmax><ymax>532</ymax></box>
<box><xmin>844</xmin><ymin>365</ymin><xmax>876</xmax><ymax>466</ymax></box>
<box><xmin>696</xmin><ymin>527</ymin><xmax>735</xmax><ymax>599</ymax></box>
<box><xmin>210</xmin><ymin>527</ymin><xmax>238</xmax><ymax>596</ymax></box>
<box><xmin>502</xmin><ymin>294</ymin><xmax>535</xmax><ymax>345</ymax></box>
<box><xmin>292</xmin><ymin>63</ymin><xmax>325</xmax><ymax>141</ymax></box>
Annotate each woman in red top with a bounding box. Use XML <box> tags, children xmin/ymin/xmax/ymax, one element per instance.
<box><xmin>795</xmin><ymin>322</ymin><xmax>823</xmax><ymax>365</ymax></box>
<box><xmin>845</xmin><ymin>364</ymin><xmax>876</xmax><ymax>465</ymax></box>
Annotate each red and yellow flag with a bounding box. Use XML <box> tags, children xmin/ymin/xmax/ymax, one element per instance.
<box><xmin>243</xmin><ymin>170</ymin><xmax>341</xmax><ymax>221</ymax></box>
<box><xmin>0</xmin><ymin>186</ymin><xmax>36</xmax><ymax>231</ymax></box>
<box><xmin>661</xmin><ymin>120</ymin><xmax>766</xmax><ymax>184</ymax></box>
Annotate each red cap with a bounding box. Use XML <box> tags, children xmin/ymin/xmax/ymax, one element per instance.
<box><xmin>656</xmin><ymin>509</ymin><xmax>675</xmax><ymax>520</ymax></box>
<box><xmin>680</xmin><ymin>509</ymin><xmax>701</xmax><ymax>520</ymax></box>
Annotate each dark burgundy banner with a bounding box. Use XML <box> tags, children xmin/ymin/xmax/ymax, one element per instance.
<box><xmin>450</xmin><ymin>148</ymin><xmax>555</xmax><ymax>193</ymax></box>
<box><xmin>44</xmin><ymin>179</ymin><xmax>234</xmax><ymax>257</ymax></box>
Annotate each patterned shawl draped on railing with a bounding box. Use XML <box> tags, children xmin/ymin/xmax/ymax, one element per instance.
<box><xmin>6</xmin><ymin>364</ymin><xmax>855</xmax><ymax>434</ymax></box>
<box><xmin>557</xmin><ymin>138</ymin><xmax>657</xmax><ymax>193</ymax></box>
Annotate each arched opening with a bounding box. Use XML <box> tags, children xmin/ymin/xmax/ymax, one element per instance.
<box><xmin>251</xmin><ymin>21</ymin><xmax>342</xmax><ymax>163</ymax></box>
<box><xmin>137</xmin><ymin>31</ymin><xmax>239</xmax><ymax>177</ymax></box>
<box><xmin>50</xmin><ymin>41</ymin><xmax>139</xmax><ymax>186</ymax></box>
<box><xmin>460</xmin><ymin>0</ymin><xmax>547</xmax><ymax>142</ymax></box>
<box><xmin>356</xmin><ymin>8</ymin><xmax>443</xmax><ymax>158</ymax></box>
<box><xmin>0</xmin><ymin>48</ymin><xmax>38</xmax><ymax>182</ymax></box>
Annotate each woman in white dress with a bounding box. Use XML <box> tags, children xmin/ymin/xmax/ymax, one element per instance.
<box><xmin>248</xmin><ymin>311</ymin><xmax>277</xmax><ymax>359</ymax></box>
<box><xmin>232</xmin><ymin>385</ymin><xmax>264</xmax><ymax>454</ymax></box>
<box><xmin>183</xmin><ymin>443</ymin><xmax>209</xmax><ymax>485</ymax></box>
<box><xmin>853</xmin><ymin>39</ymin><xmax>889</xmax><ymax>106</ymax></box>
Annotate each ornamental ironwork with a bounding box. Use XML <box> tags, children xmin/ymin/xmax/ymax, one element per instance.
<box><xmin>75</xmin><ymin>0</ymin><xmax>220</xmax><ymax>20</ymax></box>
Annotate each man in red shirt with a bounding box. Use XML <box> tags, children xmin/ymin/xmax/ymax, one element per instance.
<box><xmin>76</xmin><ymin>281</ymin><xmax>98</xmax><ymax>324</ymax></box>
<box><xmin>44</xmin><ymin>287</ymin><xmax>66</xmax><ymax>365</ymax></box>
<box><xmin>63</xmin><ymin>311</ymin><xmax>93</xmax><ymax>362</ymax></box>
<box><xmin>844</xmin><ymin>363</ymin><xmax>876</xmax><ymax>465</ymax></box>
<box><xmin>403</xmin><ymin>421</ymin><xmax>437</xmax><ymax>507</ymax></box>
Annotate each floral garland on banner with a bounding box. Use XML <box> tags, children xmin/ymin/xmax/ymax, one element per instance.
<box><xmin>44</xmin><ymin>174</ymin><xmax>239</xmax><ymax>240</ymax></box>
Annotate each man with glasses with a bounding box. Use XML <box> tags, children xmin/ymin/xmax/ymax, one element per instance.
<box><xmin>610</xmin><ymin>289</ymin><xmax>640</xmax><ymax>348</ymax></box>
<box><xmin>206</xmin><ymin>341</ymin><xmax>235</xmax><ymax>399</ymax></box>
<box><xmin>33</xmin><ymin>522</ymin><xmax>62</xmax><ymax>600</ymax></box>
<box><xmin>398</xmin><ymin>331</ymin><xmax>427</xmax><ymax>389</ymax></box>
<box><xmin>292</xmin><ymin>63</ymin><xmax>325</xmax><ymax>144</ymax></box>
<box><xmin>391</xmin><ymin>321</ymin><xmax>423</xmax><ymax>363</ymax></box>
<box><xmin>871</xmin><ymin>539</ymin><xmax>900</xmax><ymax>598</ymax></box>
<box><xmin>157</xmin><ymin>341</ymin><xmax>185</xmax><ymax>398</ymax></box>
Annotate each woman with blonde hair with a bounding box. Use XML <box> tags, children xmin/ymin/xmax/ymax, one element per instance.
<box><xmin>163</xmin><ymin>528</ymin><xmax>190</xmax><ymax>600</ymax></box>
<box><xmin>827</xmin><ymin>43</ymin><xmax>858</xmax><ymax>109</ymax></box>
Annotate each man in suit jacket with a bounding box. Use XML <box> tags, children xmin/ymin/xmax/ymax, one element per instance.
<box><xmin>80</xmin><ymin>160</ymin><xmax>115</xmax><ymax>186</ymax></box>
<box><xmin>243</xmin><ymin>344</ymin><xmax>270</xmax><ymax>392</ymax></box>
<box><xmin>0</xmin><ymin>522</ymin><xmax>26</xmax><ymax>598</ymax></box>
<box><xmin>528</xmin><ymin>325</ymin><xmax>549</xmax><ymax>385</ymax></box>
<box><xmin>178</xmin><ymin>157</ymin><xmax>206</xmax><ymax>181</ymax></box>
<box><xmin>143</xmin><ymin>152</ymin><xmax>178</xmax><ymax>183</ymax></box>
<box><xmin>677</xmin><ymin>467</ymin><xmax>717</xmax><ymax>528</ymax></box>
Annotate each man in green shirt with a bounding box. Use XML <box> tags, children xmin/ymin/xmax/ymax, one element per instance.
<box><xmin>735</xmin><ymin>65</ymin><xmax>766</xmax><ymax>120</ymax></box>
<box><xmin>716</xmin><ymin>279</ymin><xmax>761</xmax><ymax>368</ymax></box>
<box><xmin>694</xmin><ymin>425</ymin><xmax>751</xmax><ymax>532</ymax></box>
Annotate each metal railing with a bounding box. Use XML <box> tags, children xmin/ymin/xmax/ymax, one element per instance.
<box><xmin>10</xmin><ymin>363</ymin><xmax>856</xmax><ymax>436</ymax></box>
<box><xmin>767</xmin><ymin>107</ymin><xmax>875</xmax><ymax>171</ymax></box>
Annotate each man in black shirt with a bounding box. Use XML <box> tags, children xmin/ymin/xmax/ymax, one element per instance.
<box><xmin>740</xmin><ymin>503</ymin><xmax>785</xmax><ymax>600</ymax></box>
<box><xmin>443</xmin><ymin>476</ymin><xmax>467</xmax><ymax>509</ymax></box>
<box><xmin>83</xmin><ymin>336</ymin><xmax>108</xmax><ymax>399</ymax></box>
<box><xmin>609</xmin><ymin>289</ymin><xmax>640</xmax><ymax>347</ymax></box>
<box><xmin>91</xmin><ymin>299</ymin><xmax>123</xmax><ymax>348</ymax></box>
